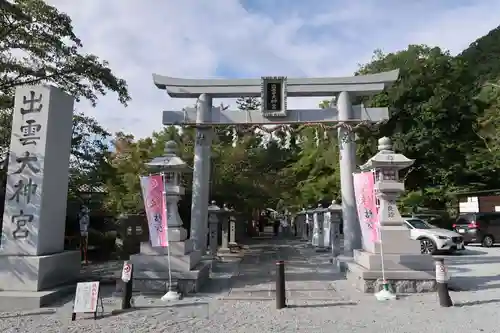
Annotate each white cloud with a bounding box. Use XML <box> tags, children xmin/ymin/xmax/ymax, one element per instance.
<box><xmin>44</xmin><ymin>0</ymin><xmax>500</xmax><ymax>138</ymax></box>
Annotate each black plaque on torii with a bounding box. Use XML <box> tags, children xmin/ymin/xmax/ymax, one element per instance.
<box><xmin>261</xmin><ymin>76</ymin><xmax>287</xmax><ymax>118</ymax></box>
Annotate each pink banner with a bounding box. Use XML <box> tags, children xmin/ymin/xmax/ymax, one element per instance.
<box><xmin>140</xmin><ymin>175</ymin><xmax>168</xmax><ymax>247</ymax></box>
<box><xmin>353</xmin><ymin>171</ymin><xmax>379</xmax><ymax>249</ymax></box>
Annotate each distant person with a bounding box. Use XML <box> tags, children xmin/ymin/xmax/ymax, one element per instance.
<box><xmin>273</xmin><ymin>217</ymin><xmax>280</xmax><ymax>236</ymax></box>
<box><xmin>293</xmin><ymin>216</ymin><xmax>297</xmax><ymax>236</ymax></box>
<box><xmin>280</xmin><ymin>215</ymin><xmax>290</xmax><ymax>236</ymax></box>
<box><xmin>258</xmin><ymin>212</ymin><xmax>266</xmax><ymax>233</ymax></box>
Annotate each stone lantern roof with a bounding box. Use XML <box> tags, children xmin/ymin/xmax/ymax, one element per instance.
<box><xmin>328</xmin><ymin>200</ymin><xmax>342</xmax><ymax>211</ymax></box>
<box><xmin>360</xmin><ymin>137</ymin><xmax>414</xmax><ymax>171</ymax></box>
<box><xmin>145</xmin><ymin>140</ymin><xmax>191</xmax><ymax>172</ymax></box>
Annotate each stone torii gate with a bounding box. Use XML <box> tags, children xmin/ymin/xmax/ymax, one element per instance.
<box><xmin>153</xmin><ymin>70</ymin><xmax>399</xmax><ymax>256</ymax></box>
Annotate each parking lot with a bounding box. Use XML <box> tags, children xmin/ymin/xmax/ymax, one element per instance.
<box><xmin>441</xmin><ymin>244</ymin><xmax>500</xmax><ymax>291</ymax></box>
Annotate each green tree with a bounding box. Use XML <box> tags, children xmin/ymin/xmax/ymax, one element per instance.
<box><xmin>68</xmin><ymin>113</ymin><xmax>114</xmax><ymax>200</ymax></box>
<box><xmin>0</xmin><ymin>0</ymin><xmax>131</xmax><ymax>151</ymax></box>
<box><xmin>357</xmin><ymin>45</ymin><xmax>480</xmax><ymax>195</ymax></box>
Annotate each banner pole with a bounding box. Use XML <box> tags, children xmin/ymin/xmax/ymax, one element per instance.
<box><xmin>373</xmin><ymin>169</ymin><xmax>396</xmax><ymax>301</ymax></box>
<box><xmin>160</xmin><ymin>172</ymin><xmax>180</xmax><ymax>301</ymax></box>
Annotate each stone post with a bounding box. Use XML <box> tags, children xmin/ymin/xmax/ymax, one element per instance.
<box><xmin>323</xmin><ymin>205</ymin><xmax>331</xmax><ymax>248</ymax></box>
<box><xmin>219</xmin><ymin>204</ymin><xmax>230</xmax><ymax>253</ymax></box>
<box><xmin>0</xmin><ymin>85</ymin><xmax>80</xmax><ymax>301</ymax></box>
<box><xmin>207</xmin><ymin>201</ymin><xmax>220</xmax><ymax>258</ymax></box>
<box><xmin>228</xmin><ymin>207</ymin><xmax>237</xmax><ymax>247</ymax></box>
<box><xmin>298</xmin><ymin>209</ymin><xmax>308</xmax><ymax>242</ymax></box>
<box><xmin>305</xmin><ymin>206</ymin><xmax>314</xmax><ymax>243</ymax></box>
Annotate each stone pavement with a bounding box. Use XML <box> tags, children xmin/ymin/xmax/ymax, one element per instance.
<box><xmin>224</xmin><ymin>233</ymin><xmax>347</xmax><ymax>301</ymax></box>
<box><xmin>3</xmin><ymin>237</ymin><xmax>500</xmax><ymax>332</ymax></box>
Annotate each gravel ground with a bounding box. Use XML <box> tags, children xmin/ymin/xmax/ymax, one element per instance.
<box><xmin>1</xmin><ymin>241</ymin><xmax>499</xmax><ymax>333</ymax></box>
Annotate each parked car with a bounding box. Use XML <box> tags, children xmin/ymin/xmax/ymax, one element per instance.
<box><xmin>453</xmin><ymin>212</ymin><xmax>500</xmax><ymax>247</ymax></box>
<box><xmin>406</xmin><ymin>213</ymin><xmax>454</xmax><ymax>230</ymax></box>
<box><xmin>403</xmin><ymin>217</ymin><xmax>465</xmax><ymax>254</ymax></box>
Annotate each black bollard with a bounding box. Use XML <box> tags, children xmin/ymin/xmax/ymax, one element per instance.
<box><xmin>276</xmin><ymin>260</ymin><xmax>286</xmax><ymax>309</ymax></box>
<box><xmin>435</xmin><ymin>258</ymin><xmax>452</xmax><ymax>307</ymax></box>
<box><xmin>121</xmin><ymin>261</ymin><xmax>134</xmax><ymax>310</ymax></box>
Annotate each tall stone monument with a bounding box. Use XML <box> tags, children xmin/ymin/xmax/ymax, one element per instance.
<box><xmin>0</xmin><ymin>85</ymin><xmax>80</xmax><ymax>309</ymax></box>
<box><xmin>346</xmin><ymin>137</ymin><xmax>435</xmax><ymax>293</ymax></box>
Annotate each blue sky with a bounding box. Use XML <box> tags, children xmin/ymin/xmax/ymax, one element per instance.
<box><xmin>45</xmin><ymin>0</ymin><xmax>500</xmax><ymax>138</ymax></box>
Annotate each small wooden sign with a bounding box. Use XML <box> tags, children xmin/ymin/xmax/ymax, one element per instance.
<box><xmin>72</xmin><ymin>281</ymin><xmax>103</xmax><ymax>320</ymax></box>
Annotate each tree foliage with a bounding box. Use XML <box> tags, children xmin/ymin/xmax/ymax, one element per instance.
<box><xmin>96</xmin><ymin>25</ymin><xmax>500</xmax><ymax>217</ymax></box>
<box><xmin>0</xmin><ymin>0</ymin><xmax>130</xmax><ymax>107</ymax></box>
<box><xmin>0</xmin><ymin>0</ymin><xmax>131</xmax><ymax>164</ymax></box>
<box><xmin>7</xmin><ymin>0</ymin><xmax>500</xmax><ymax>226</ymax></box>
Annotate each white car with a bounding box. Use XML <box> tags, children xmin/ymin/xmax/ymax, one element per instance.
<box><xmin>403</xmin><ymin>217</ymin><xmax>465</xmax><ymax>254</ymax></box>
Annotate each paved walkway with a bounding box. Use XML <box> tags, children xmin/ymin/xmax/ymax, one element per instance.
<box><xmin>5</xmin><ymin>236</ymin><xmax>500</xmax><ymax>332</ymax></box>
<box><xmin>223</xmin><ymin>233</ymin><xmax>350</xmax><ymax>302</ymax></box>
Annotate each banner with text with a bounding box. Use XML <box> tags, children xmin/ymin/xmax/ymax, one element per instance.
<box><xmin>353</xmin><ymin>171</ymin><xmax>379</xmax><ymax>250</ymax></box>
<box><xmin>140</xmin><ymin>175</ymin><xmax>168</xmax><ymax>247</ymax></box>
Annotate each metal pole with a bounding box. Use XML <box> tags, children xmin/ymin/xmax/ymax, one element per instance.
<box><xmin>121</xmin><ymin>267</ymin><xmax>133</xmax><ymax>310</ymax></box>
<box><xmin>275</xmin><ymin>260</ymin><xmax>286</xmax><ymax>309</ymax></box>
<box><xmin>337</xmin><ymin>91</ymin><xmax>361</xmax><ymax>256</ymax></box>
<box><xmin>435</xmin><ymin>258</ymin><xmax>453</xmax><ymax>307</ymax></box>
<box><xmin>162</xmin><ymin>173</ymin><xmax>174</xmax><ymax>292</ymax></box>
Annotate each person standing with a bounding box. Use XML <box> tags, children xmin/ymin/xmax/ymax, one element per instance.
<box><xmin>273</xmin><ymin>215</ymin><xmax>280</xmax><ymax>236</ymax></box>
<box><xmin>258</xmin><ymin>212</ymin><xmax>266</xmax><ymax>234</ymax></box>
<box><xmin>78</xmin><ymin>205</ymin><xmax>90</xmax><ymax>264</ymax></box>
<box><xmin>280</xmin><ymin>214</ymin><xmax>290</xmax><ymax>237</ymax></box>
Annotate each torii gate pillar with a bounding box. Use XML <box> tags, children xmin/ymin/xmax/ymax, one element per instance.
<box><xmin>337</xmin><ymin>91</ymin><xmax>359</xmax><ymax>252</ymax></box>
<box><xmin>190</xmin><ymin>93</ymin><xmax>213</xmax><ymax>252</ymax></box>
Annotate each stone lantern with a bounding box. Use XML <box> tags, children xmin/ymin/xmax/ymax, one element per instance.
<box><xmin>207</xmin><ymin>200</ymin><xmax>221</xmax><ymax>257</ymax></box>
<box><xmin>130</xmin><ymin>141</ymin><xmax>211</xmax><ymax>295</ymax></box>
<box><xmin>295</xmin><ymin>208</ymin><xmax>307</xmax><ymax>242</ymax></box>
<box><xmin>345</xmin><ymin>137</ymin><xmax>435</xmax><ymax>294</ymax></box>
<box><xmin>328</xmin><ymin>200</ymin><xmax>342</xmax><ymax>257</ymax></box>
<box><xmin>144</xmin><ymin>140</ymin><xmax>190</xmax><ymax>243</ymax></box>
<box><xmin>359</xmin><ymin>137</ymin><xmax>416</xmax><ymax>253</ymax></box>
<box><xmin>312</xmin><ymin>203</ymin><xmax>328</xmax><ymax>251</ymax></box>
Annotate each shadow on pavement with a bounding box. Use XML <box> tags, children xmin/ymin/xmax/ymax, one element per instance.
<box><xmin>287</xmin><ymin>301</ymin><xmax>357</xmax><ymax>308</ymax></box>
<box><xmin>0</xmin><ymin>309</ymin><xmax>56</xmax><ymax>319</ymax></box>
<box><xmin>456</xmin><ymin>248</ymin><xmax>489</xmax><ymax>256</ymax></box>
<box><xmin>110</xmin><ymin>302</ymin><xmax>209</xmax><ymax>317</ymax></box>
<box><xmin>450</xmin><ymin>275</ymin><xmax>500</xmax><ymax>291</ymax></box>
<box><xmin>447</xmin><ymin>256</ymin><xmax>500</xmax><ymax>266</ymax></box>
<box><xmin>454</xmin><ymin>299</ymin><xmax>500</xmax><ymax>307</ymax></box>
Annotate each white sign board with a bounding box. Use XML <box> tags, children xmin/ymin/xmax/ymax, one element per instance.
<box><xmin>459</xmin><ymin>196</ymin><xmax>479</xmax><ymax>214</ymax></box>
<box><xmin>73</xmin><ymin>281</ymin><xmax>100</xmax><ymax>313</ymax></box>
<box><xmin>121</xmin><ymin>261</ymin><xmax>132</xmax><ymax>282</ymax></box>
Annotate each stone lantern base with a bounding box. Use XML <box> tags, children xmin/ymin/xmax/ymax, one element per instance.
<box><xmin>345</xmin><ymin>230</ymin><xmax>436</xmax><ymax>293</ymax></box>
<box><xmin>345</xmin><ymin>251</ymin><xmax>436</xmax><ymax>293</ymax></box>
<box><xmin>129</xmin><ymin>234</ymin><xmax>211</xmax><ymax>295</ymax></box>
